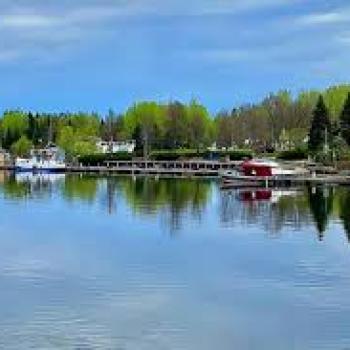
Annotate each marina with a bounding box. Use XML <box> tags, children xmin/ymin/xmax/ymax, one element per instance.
<box><xmin>2</xmin><ymin>0</ymin><xmax>350</xmax><ymax>347</ymax></box>
<box><xmin>2</xmin><ymin>157</ymin><xmax>350</xmax><ymax>186</ymax></box>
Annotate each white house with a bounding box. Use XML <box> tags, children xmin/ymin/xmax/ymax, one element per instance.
<box><xmin>0</xmin><ymin>149</ymin><xmax>11</xmax><ymax>168</ymax></box>
<box><xmin>96</xmin><ymin>140</ymin><xmax>136</xmax><ymax>154</ymax></box>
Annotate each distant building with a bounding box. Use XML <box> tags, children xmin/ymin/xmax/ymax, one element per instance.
<box><xmin>96</xmin><ymin>140</ymin><xmax>136</xmax><ymax>154</ymax></box>
<box><xmin>0</xmin><ymin>149</ymin><xmax>11</xmax><ymax>168</ymax></box>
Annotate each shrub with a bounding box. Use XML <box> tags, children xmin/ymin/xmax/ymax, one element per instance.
<box><xmin>149</xmin><ymin>149</ymin><xmax>253</xmax><ymax>161</ymax></box>
<box><xmin>149</xmin><ymin>149</ymin><xmax>203</xmax><ymax>160</ymax></box>
<box><xmin>78</xmin><ymin>149</ymin><xmax>254</xmax><ymax>164</ymax></box>
<box><xmin>78</xmin><ymin>152</ymin><xmax>133</xmax><ymax>166</ymax></box>
<box><xmin>204</xmin><ymin>150</ymin><xmax>253</xmax><ymax>161</ymax></box>
<box><xmin>277</xmin><ymin>149</ymin><xmax>308</xmax><ymax>160</ymax></box>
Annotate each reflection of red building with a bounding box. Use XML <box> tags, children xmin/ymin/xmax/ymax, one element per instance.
<box><xmin>239</xmin><ymin>190</ymin><xmax>272</xmax><ymax>202</ymax></box>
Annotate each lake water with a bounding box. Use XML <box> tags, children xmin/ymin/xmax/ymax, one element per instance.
<box><xmin>1</xmin><ymin>172</ymin><xmax>350</xmax><ymax>350</ymax></box>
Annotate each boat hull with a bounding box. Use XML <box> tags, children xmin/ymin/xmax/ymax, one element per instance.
<box><xmin>15</xmin><ymin>167</ymin><xmax>66</xmax><ymax>173</ymax></box>
<box><xmin>15</xmin><ymin>158</ymin><xmax>66</xmax><ymax>173</ymax></box>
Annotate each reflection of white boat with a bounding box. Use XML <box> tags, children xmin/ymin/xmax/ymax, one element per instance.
<box><xmin>15</xmin><ymin>144</ymin><xmax>66</xmax><ymax>173</ymax></box>
<box><xmin>237</xmin><ymin>188</ymin><xmax>300</xmax><ymax>204</ymax></box>
<box><xmin>15</xmin><ymin>172</ymin><xmax>65</xmax><ymax>184</ymax></box>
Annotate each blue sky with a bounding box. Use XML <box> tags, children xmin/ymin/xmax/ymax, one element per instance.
<box><xmin>0</xmin><ymin>0</ymin><xmax>350</xmax><ymax>115</ymax></box>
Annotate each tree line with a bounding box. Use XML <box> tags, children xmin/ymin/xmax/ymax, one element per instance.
<box><xmin>1</xmin><ymin>84</ymin><xmax>350</xmax><ymax>158</ymax></box>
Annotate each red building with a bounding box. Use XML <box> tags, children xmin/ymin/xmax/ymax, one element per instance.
<box><xmin>241</xmin><ymin>160</ymin><xmax>274</xmax><ymax>177</ymax></box>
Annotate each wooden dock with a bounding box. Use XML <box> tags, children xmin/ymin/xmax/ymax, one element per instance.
<box><xmin>66</xmin><ymin>160</ymin><xmax>240</xmax><ymax>176</ymax></box>
<box><xmin>2</xmin><ymin>158</ymin><xmax>350</xmax><ymax>185</ymax></box>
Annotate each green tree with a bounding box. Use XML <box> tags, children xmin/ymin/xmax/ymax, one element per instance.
<box><xmin>1</xmin><ymin>111</ymin><xmax>28</xmax><ymax>149</ymax></box>
<box><xmin>57</xmin><ymin>126</ymin><xmax>75</xmax><ymax>156</ymax></box>
<box><xmin>308</xmin><ymin>95</ymin><xmax>331</xmax><ymax>153</ymax></box>
<box><xmin>164</xmin><ymin>101</ymin><xmax>188</xmax><ymax>149</ymax></box>
<box><xmin>324</xmin><ymin>84</ymin><xmax>350</xmax><ymax>120</ymax></box>
<box><xmin>57</xmin><ymin>125</ymin><xmax>97</xmax><ymax>157</ymax></box>
<box><xmin>186</xmin><ymin>100</ymin><xmax>212</xmax><ymax>150</ymax></box>
<box><xmin>11</xmin><ymin>135</ymin><xmax>33</xmax><ymax>157</ymax></box>
<box><xmin>340</xmin><ymin>92</ymin><xmax>350</xmax><ymax>146</ymax></box>
<box><xmin>263</xmin><ymin>90</ymin><xmax>292</xmax><ymax>147</ymax></box>
<box><xmin>215</xmin><ymin>111</ymin><xmax>236</xmax><ymax>148</ymax></box>
<box><xmin>124</xmin><ymin>102</ymin><xmax>165</xmax><ymax>157</ymax></box>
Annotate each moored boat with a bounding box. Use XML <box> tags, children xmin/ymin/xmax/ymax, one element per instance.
<box><xmin>15</xmin><ymin>144</ymin><xmax>66</xmax><ymax>173</ymax></box>
<box><xmin>221</xmin><ymin>159</ymin><xmax>308</xmax><ymax>188</ymax></box>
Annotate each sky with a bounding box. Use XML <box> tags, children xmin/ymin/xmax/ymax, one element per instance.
<box><xmin>1</xmin><ymin>0</ymin><xmax>350</xmax><ymax>115</ymax></box>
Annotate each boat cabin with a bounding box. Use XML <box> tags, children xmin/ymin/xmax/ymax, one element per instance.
<box><xmin>30</xmin><ymin>144</ymin><xmax>64</xmax><ymax>162</ymax></box>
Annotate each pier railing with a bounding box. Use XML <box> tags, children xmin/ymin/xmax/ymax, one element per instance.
<box><xmin>67</xmin><ymin>159</ymin><xmax>241</xmax><ymax>176</ymax></box>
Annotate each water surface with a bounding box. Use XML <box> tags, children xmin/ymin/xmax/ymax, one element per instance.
<box><xmin>0</xmin><ymin>172</ymin><xmax>350</xmax><ymax>349</ymax></box>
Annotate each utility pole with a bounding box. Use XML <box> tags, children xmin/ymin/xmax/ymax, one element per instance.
<box><xmin>324</xmin><ymin>126</ymin><xmax>329</xmax><ymax>156</ymax></box>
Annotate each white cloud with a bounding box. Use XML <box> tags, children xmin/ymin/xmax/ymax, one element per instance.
<box><xmin>1</xmin><ymin>14</ymin><xmax>60</xmax><ymax>28</ymax></box>
<box><xmin>0</xmin><ymin>0</ymin><xmax>337</xmax><ymax>65</ymax></box>
<box><xmin>335</xmin><ymin>32</ymin><xmax>350</xmax><ymax>45</ymax></box>
<box><xmin>297</xmin><ymin>10</ymin><xmax>350</xmax><ymax>26</ymax></box>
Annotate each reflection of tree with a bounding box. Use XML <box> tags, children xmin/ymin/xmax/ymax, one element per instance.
<box><xmin>106</xmin><ymin>177</ymin><xmax>117</xmax><ymax>214</ymax></box>
<box><xmin>219</xmin><ymin>188</ymin><xmax>312</xmax><ymax>236</ymax></box>
<box><xmin>119</xmin><ymin>177</ymin><xmax>211</xmax><ymax>232</ymax></box>
<box><xmin>0</xmin><ymin>171</ymin><xmax>7</xmax><ymax>186</ymax></box>
<box><xmin>339</xmin><ymin>189</ymin><xmax>350</xmax><ymax>242</ymax></box>
<box><xmin>62</xmin><ymin>175</ymin><xmax>99</xmax><ymax>203</ymax></box>
<box><xmin>307</xmin><ymin>186</ymin><xmax>334</xmax><ymax>240</ymax></box>
<box><xmin>0</xmin><ymin>174</ymin><xmax>63</xmax><ymax>200</ymax></box>
<box><xmin>1</xmin><ymin>176</ymin><xmax>31</xmax><ymax>199</ymax></box>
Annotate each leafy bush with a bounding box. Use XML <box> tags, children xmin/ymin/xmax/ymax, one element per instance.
<box><xmin>205</xmin><ymin>150</ymin><xmax>253</xmax><ymax>161</ymax></box>
<box><xmin>11</xmin><ymin>136</ymin><xmax>33</xmax><ymax>157</ymax></box>
<box><xmin>149</xmin><ymin>149</ymin><xmax>253</xmax><ymax>161</ymax></box>
<box><xmin>277</xmin><ymin>149</ymin><xmax>308</xmax><ymax>160</ymax></box>
<box><xmin>149</xmin><ymin>149</ymin><xmax>203</xmax><ymax>160</ymax></box>
<box><xmin>78</xmin><ymin>152</ymin><xmax>133</xmax><ymax>166</ymax></box>
<box><xmin>78</xmin><ymin>149</ymin><xmax>254</xmax><ymax>164</ymax></box>
<box><xmin>229</xmin><ymin>150</ymin><xmax>253</xmax><ymax>160</ymax></box>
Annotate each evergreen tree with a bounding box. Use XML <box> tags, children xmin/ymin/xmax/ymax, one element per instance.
<box><xmin>27</xmin><ymin>112</ymin><xmax>38</xmax><ymax>144</ymax></box>
<box><xmin>308</xmin><ymin>95</ymin><xmax>331</xmax><ymax>152</ymax></box>
<box><xmin>340</xmin><ymin>92</ymin><xmax>350</xmax><ymax>146</ymax></box>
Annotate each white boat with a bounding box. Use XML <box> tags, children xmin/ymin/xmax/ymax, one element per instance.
<box><xmin>15</xmin><ymin>145</ymin><xmax>66</xmax><ymax>172</ymax></box>
<box><xmin>15</xmin><ymin>158</ymin><xmax>66</xmax><ymax>172</ymax></box>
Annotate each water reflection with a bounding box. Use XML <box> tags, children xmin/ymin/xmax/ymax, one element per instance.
<box><xmin>0</xmin><ymin>172</ymin><xmax>65</xmax><ymax>200</ymax></box>
<box><xmin>2</xmin><ymin>172</ymin><xmax>350</xmax><ymax>349</ymax></box>
<box><xmin>1</xmin><ymin>172</ymin><xmax>350</xmax><ymax>239</ymax></box>
<box><xmin>339</xmin><ymin>189</ymin><xmax>350</xmax><ymax>242</ymax></box>
<box><xmin>220</xmin><ymin>186</ymin><xmax>350</xmax><ymax>242</ymax></box>
<box><xmin>219</xmin><ymin>188</ymin><xmax>311</xmax><ymax>236</ymax></box>
<box><xmin>307</xmin><ymin>186</ymin><xmax>334</xmax><ymax>241</ymax></box>
<box><xmin>112</xmin><ymin>177</ymin><xmax>212</xmax><ymax>233</ymax></box>
<box><xmin>62</xmin><ymin>174</ymin><xmax>99</xmax><ymax>203</ymax></box>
